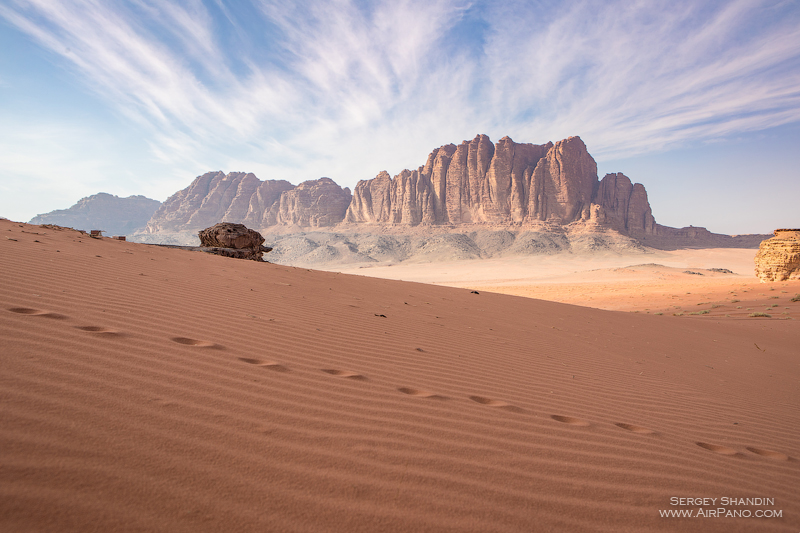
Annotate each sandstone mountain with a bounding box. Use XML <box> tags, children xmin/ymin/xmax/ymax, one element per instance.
<box><xmin>30</xmin><ymin>192</ymin><xmax>161</xmax><ymax>235</ymax></box>
<box><xmin>137</xmin><ymin>134</ymin><xmax>766</xmax><ymax>253</ymax></box>
<box><xmin>144</xmin><ymin>172</ymin><xmax>350</xmax><ymax>233</ymax></box>
<box><xmin>343</xmin><ymin>135</ymin><xmax>666</xmax><ymax>243</ymax></box>
<box><xmin>144</xmin><ymin>135</ymin><xmax>653</xmax><ymax>235</ymax></box>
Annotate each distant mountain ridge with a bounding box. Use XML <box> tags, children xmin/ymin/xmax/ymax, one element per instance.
<box><xmin>140</xmin><ymin>134</ymin><xmax>765</xmax><ymax>250</ymax></box>
<box><xmin>30</xmin><ymin>192</ymin><xmax>161</xmax><ymax>236</ymax></box>
<box><xmin>144</xmin><ymin>174</ymin><xmax>351</xmax><ymax>233</ymax></box>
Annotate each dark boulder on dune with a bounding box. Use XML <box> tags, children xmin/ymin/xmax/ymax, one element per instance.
<box><xmin>198</xmin><ymin>222</ymin><xmax>271</xmax><ymax>261</ymax></box>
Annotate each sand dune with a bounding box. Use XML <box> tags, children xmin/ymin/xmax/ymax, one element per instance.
<box><xmin>1</xmin><ymin>219</ymin><xmax>798</xmax><ymax>532</ymax></box>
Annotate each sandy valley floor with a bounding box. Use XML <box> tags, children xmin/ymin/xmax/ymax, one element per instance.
<box><xmin>2</xmin><ymin>219</ymin><xmax>798</xmax><ymax>532</ymax></box>
<box><xmin>336</xmin><ymin>248</ymin><xmax>800</xmax><ymax>319</ymax></box>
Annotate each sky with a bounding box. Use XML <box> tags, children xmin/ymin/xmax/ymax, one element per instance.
<box><xmin>1</xmin><ymin>0</ymin><xmax>798</xmax><ymax>235</ymax></box>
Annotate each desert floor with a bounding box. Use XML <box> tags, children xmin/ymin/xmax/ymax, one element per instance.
<box><xmin>2</xmin><ymin>219</ymin><xmax>798</xmax><ymax>532</ymax></box>
<box><xmin>336</xmin><ymin>247</ymin><xmax>800</xmax><ymax>320</ymax></box>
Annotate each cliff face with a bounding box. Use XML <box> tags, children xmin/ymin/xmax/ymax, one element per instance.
<box><xmin>145</xmin><ymin>173</ymin><xmax>349</xmax><ymax>233</ymax></box>
<box><xmin>274</xmin><ymin>178</ymin><xmax>352</xmax><ymax>227</ymax></box>
<box><xmin>30</xmin><ymin>192</ymin><xmax>161</xmax><ymax>235</ymax></box>
<box><xmin>242</xmin><ymin>179</ymin><xmax>297</xmax><ymax>228</ymax></box>
<box><xmin>754</xmin><ymin>229</ymin><xmax>800</xmax><ymax>282</ymax></box>
<box><xmin>344</xmin><ymin>135</ymin><xmax>650</xmax><ymax>232</ymax></box>
<box><xmin>346</xmin><ymin>135</ymin><xmax>560</xmax><ymax>224</ymax></box>
<box><xmin>525</xmin><ymin>136</ymin><xmax>594</xmax><ymax>224</ymax></box>
<box><xmin>592</xmin><ymin>173</ymin><xmax>656</xmax><ymax>238</ymax></box>
<box><xmin>344</xmin><ymin>171</ymin><xmax>393</xmax><ymax>223</ymax></box>
<box><xmin>145</xmin><ymin>171</ymin><xmax>273</xmax><ymax>233</ymax></box>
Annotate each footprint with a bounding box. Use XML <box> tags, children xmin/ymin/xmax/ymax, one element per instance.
<box><xmin>170</xmin><ymin>337</ymin><xmax>220</xmax><ymax>348</ymax></box>
<box><xmin>75</xmin><ymin>325</ymin><xmax>121</xmax><ymax>336</ymax></box>
<box><xmin>8</xmin><ymin>307</ymin><xmax>68</xmax><ymax>319</ymax></box>
<box><xmin>9</xmin><ymin>307</ymin><xmax>41</xmax><ymax>315</ymax></box>
<box><xmin>469</xmin><ymin>395</ymin><xmax>524</xmax><ymax>413</ymax></box>
<box><xmin>614</xmin><ymin>422</ymin><xmax>656</xmax><ymax>435</ymax></box>
<box><xmin>238</xmin><ymin>357</ymin><xmax>289</xmax><ymax>372</ymax></box>
<box><xmin>696</xmin><ymin>442</ymin><xmax>738</xmax><ymax>456</ymax></box>
<box><xmin>321</xmin><ymin>369</ymin><xmax>367</xmax><ymax>380</ymax></box>
<box><xmin>398</xmin><ymin>387</ymin><xmax>446</xmax><ymax>399</ymax></box>
<box><xmin>550</xmin><ymin>415</ymin><xmax>590</xmax><ymax>426</ymax></box>
<box><xmin>746</xmin><ymin>447</ymin><xmax>789</xmax><ymax>460</ymax></box>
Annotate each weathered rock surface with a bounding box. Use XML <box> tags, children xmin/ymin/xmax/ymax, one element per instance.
<box><xmin>344</xmin><ymin>135</ymin><xmax>655</xmax><ymax>233</ymax></box>
<box><xmin>197</xmin><ymin>222</ymin><xmax>271</xmax><ymax>261</ymax></box>
<box><xmin>754</xmin><ymin>229</ymin><xmax>800</xmax><ymax>282</ymax></box>
<box><xmin>274</xmin><ymin>178</ymin><xmax>352</xmax><ymax>227</ymax></box>
<box><xmin>145</xmin><ymin>172</ymin><xmax>293</xmax><ymax>233</ymax></box>
<box><xmin>242</xmin><ymin>179</ymin><xmax>297</xmax><ymax>228</ymax></box>
<box><xmin>30</xmin><ymin>192</ymin><xmax>161</xmax><ymax>235</ymax></box>
<box><xmin>345</xmin><ymin>135</ymin><xmax>557</xmax><ymax>224</ymax></box>
<box><xmin>345</xmin><ymin>171</ymin><xmax>393</xmax><ymax>223</ymax></box>
<box><xmin>591</xmin><ymin>173</ymin><xmax>656</xmax><ymax>238</ymax></box>
<box><xmin>145</xmin><ymin>173</ymin><xmax>349</xmax><ymax>233</ymax></box>
<box><xmin>525</xmin><ymin>137</ymin><xmax>593</xmax><ymax>224</ymax></box>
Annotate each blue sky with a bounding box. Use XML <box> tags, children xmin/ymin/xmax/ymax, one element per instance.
<box><xmin>1</xmin><ymin>0</ymin><xmax>798</xmax><ymax>234</ymax></box>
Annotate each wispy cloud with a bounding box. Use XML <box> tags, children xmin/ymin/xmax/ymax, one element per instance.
<box><xmin>481</xmin><ymin>0</ymin><xmax>800</xmax><ymax>158</ymax></box>
<box><xmin>1</xmin><ymin>0</ymin><xmax>798</xmax><ymax>191</ymax></box>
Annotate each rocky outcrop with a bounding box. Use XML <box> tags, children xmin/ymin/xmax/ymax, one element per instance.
<box><xmin>525</xmin><ymin>136</ymin><xmax>593</xmax><ymax>224</ymax></box>
<box><xmin>144</xmin><ymin>173</ymin><xmax>348</xmax><ymax>233</ymax></box>
<box><xmin>145</xmin><ymin>171</ymin><xmax>292</xmax><ymax>233</ymax></box>
<box><xmin>274</xmin><ymin>178</ymin><xmax>351</xmax><ymax>227</ymax></box>
<box><xmin>754</xmin><ymin>229</ymin><xmax>800</xmax><ymax>282</ymax></box>
<box><xmin>346</xmin><ymin>135</ymin><xmax>611</xmax><ymax>227</ymax></box>
<box><xmin>197</xmin><ymin>222</ymin><xmax>271</xmax><ymax>261</ymax></box>
<box><xmin>345</xmin><ymin>171</ymin><xmax>393</xmax><ymax>223</ymax></box>
<box><xmin>30</xmin><ymin>192</ymin><xmax>161</xmax><ymax>235</ymax></box>
<box><xmin>345</xmin><ymin>134</ymin><xmax>556</xmax><ymax>224</ymax></box>
<box><xmin>443</xmin><ymin>134</ymin><xmax>495</xmax><ymax>223</ymax></box>
<box><xmin>242</xmin><ymin>179</ymin><xmax>296</xmax><ymax>228</ymax></box>
<box><xmin>591</xmin><ymin>173</ymin><xmax>656</xmax><ymax>238</ymax></box>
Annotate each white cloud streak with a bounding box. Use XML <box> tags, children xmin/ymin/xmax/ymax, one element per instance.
<box><xmin>1</xmin><ymin>0</ymin><xmax>798</xmax><ymax>192</ymax></box>
<box><xmin>483</xmin><ymin>0</ymin><xmax>800</xmax><ymax>158</ymax></box>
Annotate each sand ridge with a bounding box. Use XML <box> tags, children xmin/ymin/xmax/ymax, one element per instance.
<box><xmin>1</xmin><ymin>219</ymin><xmax>798</xmax><ymax>532</ymax></box>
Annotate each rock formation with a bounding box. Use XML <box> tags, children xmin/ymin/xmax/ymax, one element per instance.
<box><xmin>145</xmin><ymin>173</ymin><xmax>348</xmax><ymax>233</ymax></box>
<box><xmin>197</xmin><ymin>222</ymin><xmax>271</xmax><ymax>261</ymax></box>
<box><xmin>344</xmin><ymin>135</ymin><xmax>649</xmax><ymax>230</ymax></box>
<box><xmin>273</xmin><ymin>178</ymin><xmax>352</xmax><ymax>227</ymax></box>
<box><xmin>591</xmin><ymin>173</ymin><xmax>656</xmax><ymax>238</ymax></box>
<box><xmin>345</xmin><ymin>135</ymin><xmax>561</xmax><ymax>225</ymax></box>
<box><xmin>754</xmin><ymin>229</ymin><xmax>800</xmax><ymax>282</ymax></box>
<box><xmin>30</xmin><ymin>192</ymin><xmax>161</xmax><ymax>235</ymax></box>
<box><xmin>345</xmin><ymin>171</ymin><xmax>393</xmax><ymax>224</ymax></box>
<box><xmin>145</xmin><ymin>172</ymin><xmax>291</xmax><ymax>233</ymax></box>
<box><xmin>133</xmin><ymin>134</ymin><xmax>768</xmax><ymax>251</ymax></box>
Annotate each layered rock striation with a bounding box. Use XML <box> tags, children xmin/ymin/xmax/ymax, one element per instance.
<box><xmin>754</xmin><ymin>229</ymin><xmax>800</xmax><ymax>282</ymax></box>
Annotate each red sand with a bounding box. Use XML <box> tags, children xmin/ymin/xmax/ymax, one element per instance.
<box><xmin>1</xmin><ymin>219</ymin><xmax>798</xmax><ymax>532</ymax></box>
